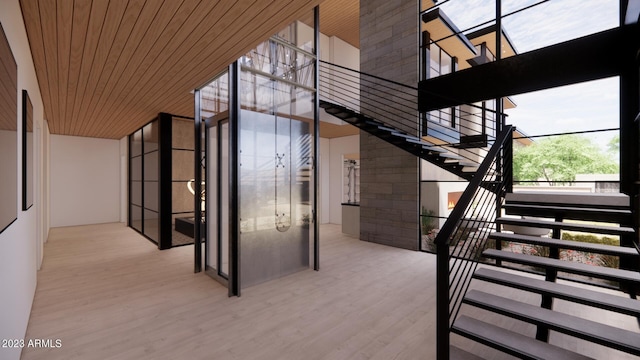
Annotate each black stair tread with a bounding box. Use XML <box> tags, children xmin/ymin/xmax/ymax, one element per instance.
<box><xmin>488</xmin><ymin>232</ymin><xmax>638</xmax><ymax>257</ymax></box>
<box><xmin>496</xmin><ymin>217</ymin><xmax>635</xmax><ymax>236</ymax></box>
<box><xmin>374</xmin><ymin>125</ymin><xmax>396</xmax><ymax>133</ymax></box>
<box><xmin>404</xmin><ymin>138</ymin><xmax>444</xmax><ymax>153</ymax></box>
<box><xmin>452</xmin><ymin>315</ymin><xmax>594</xmax><ymax>360</ymax></box>
<box><xmin>503</xmin><ymin>203</ymin><xmax>632</xmax><ymax>223</ymax></box>
<box><xmin>482</xmin><ymin>249</ymin><xmax>640</xmax><ymax>283</ymax></box>
<box><xmin>473</xmin><ymin>267</ymin><xmax>640</xmax><ymax>317</ymax></box>
<box><xmin>457</xmin><ymin>161</ymin><xmax>478</xmax><ymax>167</ymax></box>
<box><xmin>323</xmin><ymin>108</ymin><xmax>351</xmax><ymax>117</ymax></box>
<box><xmin>319</xmin><ymin>99</ymin><xmax>476</xmax><ymax>181</ymax></box>
<box><xmin>449</xmin><ymin>344</ymin><xmax>485</xmax><ymax>360</ymax></box>
<box><xmin>361</xmin><ymin>119</ymin><xmax>384</xmax><ymax>127</ymax></box>
<box><xmin>439</xmin><ymin>153</ymin><xmax>464</xmax><ymax>160</ymax></box>
<box><xmin>404</xmin><ymin>136</ymin><xmax>427</xmax><ymax>145</ymax></box>
<box><xmin>462</xmin><ymin>290</ymin><xmax>640</xmax><ymax>356</ymax></box>
<box><xmin>505</xmin><ymin>192</ymin><xmax>630</xmax><ymax>209</ymax></box>
<box><xmin>390</xmin><ymin>131</ymin><xmax>414</xmax><ymax>138</ymax></box>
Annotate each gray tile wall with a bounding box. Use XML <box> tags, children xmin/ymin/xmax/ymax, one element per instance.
<box><xmin>359</xmin><ymin>0</ymin><xmax>420</xmax><ymax>250</ymax></box>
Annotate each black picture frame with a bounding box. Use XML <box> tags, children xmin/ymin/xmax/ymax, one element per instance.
<box><xmin>0</xmin><ymin>21</ymin><xmax>18</xmax><ymax>235</ymax></box>
<box><xmin>22</xmin><ymin>90</ymin><xmax>33</xmax><ymax>211</ymax></box>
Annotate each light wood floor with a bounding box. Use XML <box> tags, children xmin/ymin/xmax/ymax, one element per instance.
<box><xmin>21</xmin><ymin>223</ymin><xmax>639</xmax><ymax>360</ymax></box>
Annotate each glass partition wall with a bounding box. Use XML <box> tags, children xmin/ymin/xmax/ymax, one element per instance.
<box><xmin>129</xmin><ymin>120</ymin><xmax>160</xmax><ymax>244</ymax></box>
<box><xmin>197</xmin><ymin>12</ymin><xmax>319</xmax><ymax>295</ymax></box>
<box><xmin>128</xmin><ymin>115</ymin><xmax>198</xmax><ymax>249</ymax></box>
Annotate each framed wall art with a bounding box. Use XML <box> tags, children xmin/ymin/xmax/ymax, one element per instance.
<box><xmin>22</xmin><ymin>89</ymin><xmax>33</xmax><ymax>211</ymax></box>
<box><xmin>0</xmin><ymin>21</ymin><xmax>18</xmax><ymax>234</ymax></box>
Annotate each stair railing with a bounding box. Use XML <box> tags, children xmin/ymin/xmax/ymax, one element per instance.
<box><xmin>435</xmin><ymin>125</ymin><xmax>514</xmax><ymax>360</ymax></box>
<box><xmin>319</xmin><ymin>60</ymin><xmax>501</xmax><ymax>167</ymax></box>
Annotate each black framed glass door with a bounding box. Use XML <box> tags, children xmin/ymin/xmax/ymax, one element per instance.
<box><xmin>205</xmin><ymin>115</ymin><xmax>230</xmax><ymax>282</ymax></box>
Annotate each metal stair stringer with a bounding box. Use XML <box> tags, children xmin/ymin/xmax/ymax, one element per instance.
<box><xmin>319</xmin><ymin>99</ymin><xmax>477</xmax><ymax>180</ymax></box>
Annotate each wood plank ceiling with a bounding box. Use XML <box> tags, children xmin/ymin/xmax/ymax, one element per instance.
<box><xmin>20</xmin><ymin>0</ymin><xmax>364</xmax><ymax>139</ymax></box>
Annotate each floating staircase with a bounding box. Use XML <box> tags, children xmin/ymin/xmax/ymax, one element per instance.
<box><xmin>451</xmin><ymin>191</ymin><xmax>640</xmax><ymax>359</ymax></box>
<box><xmin>319</xmin><ymin>99</ymin><xmax>478</xmax><ymax>180</ymax></box>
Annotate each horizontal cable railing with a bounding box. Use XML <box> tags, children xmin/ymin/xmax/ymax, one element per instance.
<box><xmin>321</xmin><ymin>60</ymin><xmax>498</xmax><ymax>132</ymax></box>
<box><xmin>435</xmin><ymin>125</ymin><xmax>514</xmax><ymax>359</ymax></box>
<box><xmin>319</xmin><ymin>60</ymin><xmax>499</xmax><ymax>168</ymax></box>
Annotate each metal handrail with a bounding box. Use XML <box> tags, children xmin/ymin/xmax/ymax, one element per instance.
<box><xmin>435</xmin><ymin>125</ymin><xmax>514</xmax><ymax>360</ymax></box>
<box><xmin>319</xmin><ymin>61</ymin><xmax>501</xmax><ymax>167</ymax></box>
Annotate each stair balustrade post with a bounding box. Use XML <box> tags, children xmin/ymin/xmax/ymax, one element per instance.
<box><xmin>436</xmin><ymin>237</ymin><xmax>450</xmax><ymax>360</ymax></box>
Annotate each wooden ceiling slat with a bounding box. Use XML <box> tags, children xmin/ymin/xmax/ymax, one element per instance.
<box><xmin>98</xmin><ymin>0</ymin><xmax>323</xmax><ymax>139</ymax></box>
<box><xmin>0</xmin><ymin>23</ymin><xmax>17</xmax><ymax>132</ymax></box>
<box><xmin>103</xmin><ymin>0</ymin><xmax>297</xmax><ymax>135</ymax></box>
<box><xmin>98</xmin><ymin>0</ymin><xmax>278</xmax><ymax>137</ymax></box>
<box><xmin>81</xmin><ymin>0</ymin><xmax>167</xmax><ymax>135</ymax></box>
<box><xmin>68</xmin><ymin>0</ymin><xmax>109</xmax><ymax>136</ymax></box>
<box><xmin>56</xmin><ymin>0</ymin><xmax>73</xmax><ymax>134</ymax></box>
<box><xmin>91</xmin><ymin>0</ymin><xmax>209</xmax><ymax>136</ymax></box>
<box><xmin>109</xmin><ymin>0</ymin><xmax>329</xmax><ymax>138</ymax></box>
<box><xmin>104</xmin><ymin>91</ymin><xmax>194</xmax><ymax>139</ymax></box>
<box><xmin>38</xmin><ymin>0</ymin><xmax>59</xmax><ymax>133</ymax></box>
<box><xmin>18</xmin><ymin>1</ymin><xmax>53</xmax><ymax>125</ymax></box>
<box><xmin>65</xmin><ymin>0</ymin><xmax>92</xmax><ymax>135</ymax></box>
<box><xmin>91</xmin><ymin>0</ymin><xmax>232</xmax><ymax>137</ymax></box>
<box><xmin>0</xmin><ymin>88</ymin><xmax>15</xmax><ymax>117</ymax></box>
<box><xmin>20</xmin><ymin>0</ymin><xmax>353</xmax><ymax>139</ymax></box>
<box><xmin>79</xmin><ymin>0</ymin><xmax>147</xmax><ymax>137</ymax></box>
<box><xmin>319</xmin><ymin>0</ymin><xmax>359</xmax><ymax>48</ymax></box>
<box><xmin>0</xmin><ymin>93</ymin><xmax>15</xmax><ymax>126</ymax></box>
<box><xmin>74</xmin><ymin>0</ymin><xmax>130</xmax><ymax>136</ymax></box>
<box><xmin>0</xmin><ymin>34</ymin><xmax>17</xmax><ymax>87</ymax></box>
<box><xmin>0</xmin><ymin>64</ymin><xmax>16</xmax><ymax>111</ymax></box>
<box><xmin>86</xmin><ymin>0</ymin><xmax>192</xmax><ymax>137</ymax></box>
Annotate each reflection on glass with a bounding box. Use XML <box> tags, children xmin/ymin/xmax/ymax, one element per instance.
<box><xmin>201</xmin><ymin>72</ymin><xmax>229</xmax><ymax>118</ymax></box>
<box><xmin>241</xmin><ymin>40</ymin><xmax>316</xmax><ymax>90</ymax></box>
<box><xmin>22</xmin><ymin>90</ymin><xmax>33</xmax><ymax>210</ymax></box>
<box><xmin>144</xmin><ymin>182</ymin><xmax>158</xmax><ymax>212</ymax></box>
<box><xmin>131</xmin><ymin>181</ymin><xmax>142</xmax><ymax>206</ymax></box>
<box><xmin>131</xmin><ymin>129</ymin><xmax>142</xmax><ymax>156</ymax></box>
<box><xmin>131</xmin><ymin>156</ymin><xmax>142</xmax><ymax>180</ymax></box>
<box><xmin>220</xmin><ymin>122</ymin><xmax>229</xmax><ymax>277</ymax></box>
<box><xmin>142</xmin><ymin>120</ymin><xmax>159</xmax><ymax>243</ymax></box>
<box><xmin>171</xmin><ymin>116</ymin><xmax>196</xmax><ymax>247</ymax></box>
<box><xmin>143</xmin><ymin>122</ymin><xmax>158</xmax><ymax>151</ymax></box>
<box><xmin>144</xmin><ymin>209</ymin><xmax>159</xmax><ymax>242</ymax></box>
<box><xmin>238</xmin><ymin>109</ymin><xmax>312</xmax><ymax>287</ymax></box>
<box><xmin>129</xmin><ymin>119</ymin><xmax>160</xmax><ymax>241</ymax></box>
<box><xmin>197</xmin><ymin>15</ymin><xmax>317</xmax><ymax>287</ymax></box>
<box><xmin>143</xmin><ymin>151</ymin><xmax>158</xmax><ymax>181</ymax></box>
<box><xmin>131</xmin><ymin>205</ymin><xmax>142</xmax><ymax>232</ymax></box>
<box><xmin>172</xmin><ymin>149</ymin><xmax>194</xmax><ymax>180</ymax></box>
<box><xmin>0</xmin><ymin>22</ymin><xmax>17</xmax><ymax>234</ymax></box>
<box><xmin>206</xmin><ymin>125</ymin><xmax>218</xmax><ymax>272</ymax></box>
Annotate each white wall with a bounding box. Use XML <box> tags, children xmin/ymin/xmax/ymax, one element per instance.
<box><xmin>39</xmin><ymin>121</ymin><xmax>50</xmax><ymax>267</ymax></box>
<box><xmin>0</xmin><ymin>1</ymin><xmax>47</xmax><ymax>359</ymax></box>
<box><xmin>329</xmin><ymin>36</ymin><xmax>359</xmax><ymax>71</ymax></box>
<box><xmin>120</xmin><ymin>137</ymin><xmax>128</xmax><ymax>223</ymax></box>
<box><xmin>50</xmin><ymin>135</ymin><xmax>121</xmax><ymax>227</ymax></box>
<box><xmin>319</xmin><ymin>138</ymin><xmax>330</xmax><ymax>223</ymax></box>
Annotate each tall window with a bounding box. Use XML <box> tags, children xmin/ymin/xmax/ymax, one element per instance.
<box><xmin>428</xmin><ymin>44</ymin><xmax>457</xmax><ymax>129</ymax></box>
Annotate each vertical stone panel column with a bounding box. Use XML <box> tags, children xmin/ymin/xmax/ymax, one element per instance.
<box><xmin>359</xmin><ymin>0</ymin><xmax>420</xmax><ymax>250</ymax></box>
